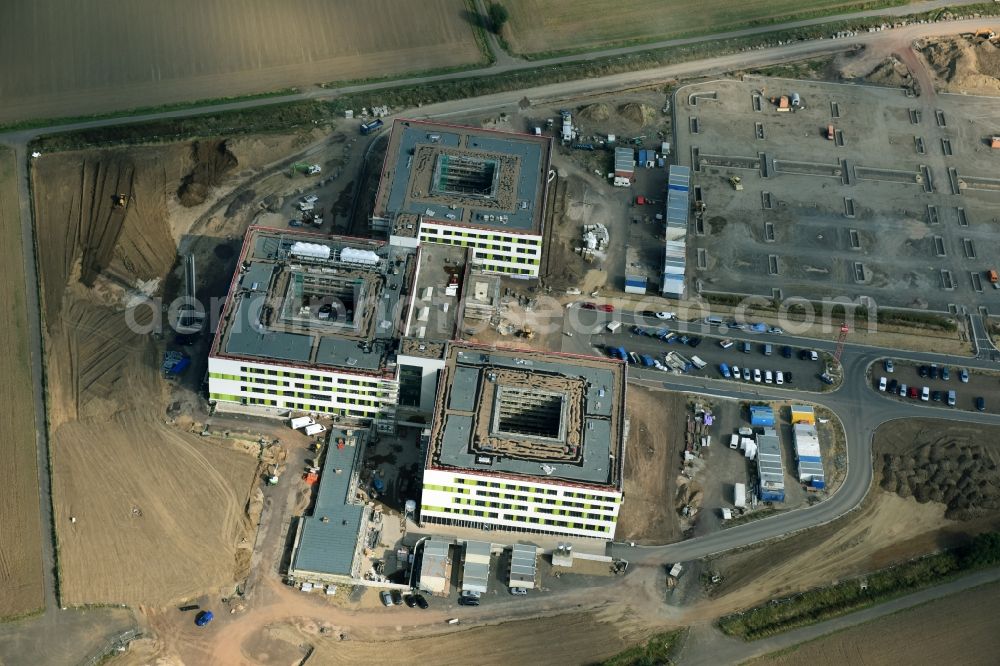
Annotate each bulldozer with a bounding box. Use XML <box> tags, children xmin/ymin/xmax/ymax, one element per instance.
<box><xmin>114</xmin><ymin>193</ymin><xmax>128</xmax><ymax>208</ymax></box>
<box><xmin>516</xmin><ymin>325</ymin><xmax>535</xmax><ymax>340</ymax></box>
<box><xmin>729</xmin><ymin>176</ymin><xmax>744</xmax><ymax>191</ymax></box>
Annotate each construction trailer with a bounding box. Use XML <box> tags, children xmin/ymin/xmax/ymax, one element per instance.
<box><xmin>793</xmin><ymin>424</ymin><xmax>825</xmax><ymax>489</ymax></box>
<box><xmin>419</xmin><ymin>540</ymin><xmax>451</xmax><ymax>594</ymax></box>
<box><xmin>790</xmin><ymin>405</ymin><xmax>816</xmax><ymax>425</ymax></box>
<box><xmin>508</xmin><ymin>543</ymin><xmax>538</xmax><ymax>590</ymax></box>
<box><xmin>461</xmin><ymin>541</ymin><xmax>491</xmax><ymax>595</ymax></box>
<box><xmin>749</xmin><ymin>406</ymin><xmax>775</xmax><ymax>427</ymax></box>
<box><xmin>662</xmin><ymin>165</ymin><xmax>690</xmax><ymax>298</ymax></box>
<box><xmin>614</xmin><ymin>147</ymin><xmax>635</xmax><ymax>179</ymax></box>
<box><xmin>756</xmin><ymin>428</ymin><xmax>785</xmax><ymax>502</ymax></box>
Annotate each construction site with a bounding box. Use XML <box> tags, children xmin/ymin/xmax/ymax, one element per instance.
<box><xmin>673</xmin><ymin>76</ymin><xmax>1000</xmax><ymax>315</ymax></box>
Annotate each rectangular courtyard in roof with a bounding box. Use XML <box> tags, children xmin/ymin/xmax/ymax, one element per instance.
<box><xmin>426</xmin><ymin>343</ymin><xmax>627</xmax><ymax>489</ymax></box>
<box><xmin>374</xmin><ymin>119</ymin><xmax>552</xmax><ymax>234</ymax></box>
<box><xmin>210</xmin><ymin>226</ymin><xmax>415</xmax><ymax>373</ymax></box>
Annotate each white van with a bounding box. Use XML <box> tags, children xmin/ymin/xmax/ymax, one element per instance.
<box><xmin>764</xmin><ymin>370</ymin><xmax>773</xmax><ymax>384</ymax></box>
<box><xmin>775</xmin><ymin>371</ymin><xmax>784</xmax><ymax>385</ymax></box>
<box><xmin>690</xmin><ymin>355</ymin><xmax>707</xmax><ymax>370</ymax></box>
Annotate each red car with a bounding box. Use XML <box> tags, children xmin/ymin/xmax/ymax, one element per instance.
<box><xmin>907</xmin><ymin>386</ymin><xmax>918</xmax><ymax>399</ymax></box>
<box><xmin>580</xmin><ymin>302</ymin><xmax>614</xmax><ymax>313</ymax></box>
<box><xmin>580</xmin><ymin>302</ymin><xmax>596</xmax><ymax>310</ymax></box>
<box><xmin>597</xmin><ymin>304</ymin><xmax>615</xmax><ymax>313</ymax></box>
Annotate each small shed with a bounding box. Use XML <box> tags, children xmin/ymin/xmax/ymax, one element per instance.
<box><xmin>790</xmin><ymin>404</ymin><xmax>816</xmax><ymax>425</ymax></box>
<box><xmin>624</xmin><ymin>274</ymin><xmax>647</xmax><ymax>295</ymax></box>
<box><xmin>508</xmin><ymin>544</ymin><xmax>538</xmax><ymax>590</ymax></box>
<box><xmin>419</xmin><ymin>540</ymin><xmax>451</xmax><ymax>594</ymax></box>
<box><xmin>749</xmin><ymin>406</ymin><xmax>775</xmax><ymax>427</ymax></box>
<box><xmin>461</xmin><ymin>541</ymin><xmax>491</xmax><ymax>595</ymax></box>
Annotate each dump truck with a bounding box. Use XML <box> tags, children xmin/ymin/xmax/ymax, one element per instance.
<box><xmin>360</xmin><ymin>119</ymin><xmax>384</xmax><ymax>135</ymax></box>
<box><xmin>989</xmin><ymin>269</ymin><xmax>999</xmax><ymax>288</ymax></box>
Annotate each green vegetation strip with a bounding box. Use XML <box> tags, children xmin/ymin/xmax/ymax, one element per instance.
<box><xmin>718</xmin><ymin>531</ymin><xmax>1000</xmax><ymax>640</ymax></box>
<box><xmin>601</xmin><ymin>629</ymin><xmax>687</xmax><ymax>666</ymax></box>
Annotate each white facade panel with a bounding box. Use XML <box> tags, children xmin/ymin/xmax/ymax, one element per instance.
<box><xmin>417</xmin><ymin>220</ymin><xmax>542</xmax><ymax>276</ymax></box>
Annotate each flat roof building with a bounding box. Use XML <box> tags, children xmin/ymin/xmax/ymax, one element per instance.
<box><xmin>663</xmin><ymin>165</ymin><xmax>690</xmax><ymax>298</ymax></box>
<box><xmin>420</xmin><ymin>343</ymin><xmax>627</xmax><ymax>540</ymax></box>
<box><xmin>756</xmin><ymin>427</ymin><xmax>785</xmax><ymax>502</ymax></box>
<box><xmin>207</xmin><ymin>226</ymin><xmax>415</xmax><ymax>429</ymax></box>
<box><xmin>287</xmin><ymin>426</ymin><xmax>369</xmax><ymax>584</ymax></box>
<box><xmin>793</xmin><ymin>423</ymin><xmax>825</xmax><ymax>488</ymax></box>
<box><xmin>461</xmin><ymin>540</ymin><xmax>491</xmax><ymax>594</ymax></box>
<box><xmin>418</xmin><ymin>539</ymin><xmax>451</xmax><ymax>595</ymax></box>
<box><xmin>373</xmin><ymin>119</ymin><xmax>552</xmax><ymax>277</ymax></box>
<box><xmin>508</xmin><ymin>543</ymin><xmax>538</xmax><ymax>590</ymax></box>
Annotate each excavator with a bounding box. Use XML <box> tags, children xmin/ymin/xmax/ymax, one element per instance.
<box><xmin>114</xmin><ymin>193</ymin><xmax>128</xmax><ymax>208</ymax></box>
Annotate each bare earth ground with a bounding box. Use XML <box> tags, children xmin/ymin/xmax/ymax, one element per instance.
<box><xmin>616</xmin><ymin>387</ymin><xmax>686</xmax><ymax>544</ymax></box>
<box><xmin>920</xmin><ymin>33</ymin><xmax>1000</xmax><ymax>96</ymax></box>
<box><xmin>0</xmin><ymin>147</ymin><xmax>44</xmax><ymax>618</ymax></box>
<box><xmin>757</xmin><ymin>580</ymin><xmax>1000</xmax><ymax>665</ymax></box>
<box><xmin>30</xmin><ymin>143</ymin><xmax>281</xmax><ymax>607</ymax></box>
<box><xmin>504</xmin><ymin>0</ymin><xmax>882</xmax><ymax>55</ymax></box>
<box><xmin>0</xmin><ymin>0</ymin><xmax>483</xmax><ymax>123</ymax></box>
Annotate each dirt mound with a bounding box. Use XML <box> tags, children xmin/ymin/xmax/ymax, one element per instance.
<box><xmin>881</xmin><ymin>439</ymin><xmax>1000</xmax><ymax>520</ymax></box>
<box><xmin>921</xmin><ymin>35</ymin><xmax>1000</xmax><ymax>95</ymax></box>
<box><xmin>863</xmin><ymin>56</ymin><xmax>914</xmax><ymax>89</ymax></box>
<box><xmin>618</xmin><ymin>102</ymin><xmax>656</xmax><ymax>126</ymax></box>
<box><xmin>578</xmin><ymin>103</ymin><xmax>611</xmax><ymax>121</ymax></box>
<box><xmin>177</xmin><ymin>140</ymin><xmax>238</xmax><ymax>207</ymax></box>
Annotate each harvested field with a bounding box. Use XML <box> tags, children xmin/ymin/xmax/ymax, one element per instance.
<box><xmin>0</xmin><ymin>147</ymin><xmax>44</xmax><ymax>618</ymax></box>
<box><xmin>32</xmin><ymin>143</ymin><xmax>266</xmax><ymax>606</ymax></box>
<box><xmin>0</xmin><ymin>0</ymin><xmax>484</xmax><ymax>124</ymax></box>
<box><xmin>758</xmin><ymin>580</ymin><xmax>1000</xmax><ymax>665</ymax></box>
<box><xmin>616</xmin><ymin>387</ymin><xmax>685</xmax><ymax>544</ymax></box>
<box><xmin>503</xmin><ymin>0</ymin><xmax>893</xmax><ymax>56</ymax></box>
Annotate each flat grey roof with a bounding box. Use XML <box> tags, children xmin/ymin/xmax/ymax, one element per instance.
<box><xmin>756</xmin><ymin>431</ymin><xmax>785</xmax><ymax>489</ymax></box>
<box><xmin>290</xmin><ymin>427</ymin><xmax>367</xmax><ymax>577</ymax></box>
<box><xmin>376</xmin><ymin>119</ymin><xmax>550</xmax><ymax>234</ymax></box>
<box><xmin>462</xmin><ymin>540</ymin><xmax>491</xmax><ymax>593</ymax></box>
<box><xmin>509</xmin><ymin>543</ymin><xmax>537</xmax><ymax>586</ymax></box>
<box><xmin>420</xmin><ymin>540</ymin><xmax>450</xmax><ymax>584</ymax></box>
<box><xmin>213</xmin><ymin>227</ymin><xmax>414</xmax><ymax>372</ymax></box>
<box><xmin>429</xmin><ymin>345</ymin><xmax>625</xmax><ymax>488</ymax></box>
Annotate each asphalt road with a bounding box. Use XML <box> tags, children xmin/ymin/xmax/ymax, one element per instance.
<box><xmin>1</xmin><ymin>6</ymin><xmax>998</xmax><ymax>655</ymax></box>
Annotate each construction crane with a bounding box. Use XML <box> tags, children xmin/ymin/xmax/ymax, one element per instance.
<box><xmin>833</xmin><ymin>324</ymin><xmax>850</xmax><ymax>364</ymax></box>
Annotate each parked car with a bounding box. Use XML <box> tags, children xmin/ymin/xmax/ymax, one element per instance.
<box><xmin>976</xmin><ymin>397</ymin><xmax>986</xmax><ymax>412</ymax></box>
<box><xmin>732</xmin><ymin>365</ymin><xmax>741</xmax><ymax>379</ymax></box>
<box><xmin>753</xmin><ymin>368</ymin><xmax>762</xmax><ymax>383</ymax></box>
<box><xmin>742</xmin><ymin>341</ymin><xmax>751</xmax><ymax>353</ymax></box>
<box><xmin>764</xmin><ymin>370</ymin><xmax>773</xmax><ymax>384</ymax></box>
<box><xmin>887</xmin><ymin>379</ymin><xmax>898</xmax><ymax>393</ymax></box>
<box><xmin>597</xmin><ymin>304</ymin><xmax>615</xmax><ymax>312</ymax></box>
<box><xmin>960</xmin><ymin>368</ymin><xmax>970</xmax><ymax>383</ymax></box>
<box><xmin>781</xmin><ymin>346</ymin><xmax>792</xmax><ymax>358</ymax></box>
<box><xmin>784</xmin><ymin>371</ymin><xmax>793</xmax><ymax>384</ymax></box>
<box><xmin>404</xmin><ymin>594</ymin><xmax>417</xmax><ymax>608</ymax></box>
<box><xmin>391</xmin><ymin>590</ymin><xmax>403</xmax><ymax>606</ymax></box>
<box><xmin>742</xmin><ymin>367</ymin><xmax>751</xmax><ymax>381</ymax></box>
<box><xmin>918</xmin><ymin>365</ymin><xmax>929</xmax><ymax>378</ymax></box>
<box><xmin>509</xmin><ymin>587</ymin><xmax>528</xmax><ymax>596</ymax></box>
<box><xmin>899</xmin><ymin>383</ymin><xmax>908</xmax><ymax>397</ymax></box>
<box><xmin>884</xmin><ymin>359</ymin><xmax>894</xmax><ymax>373</ymax></box>
<box><xmin>776</xmin><ymin>371</ymin><xmax>784</xmax><ymax>385</ymax></box>
<box><xmin>819</xmin><ymin>372</ymin><xmax>834</xmax><ymax>385</ymax></box>
<box><xmin>929</xmin><ymin>364</ymin><xmax>939</xmax><ymax>380</ymax></box>
<box><xmin>941</xmin><ymin>367</ymin><xmax>950</xmax><ymax>381</ymax></box>
<box><xmin>380</xmin><ymin>591</ymin><xmax>394</xmax><ymax>607</ymax></box>
<box><xmin>763</xmin><ymin>343</ymin><xmax>773</xmax><ymax>356</ymax></box>
<box><xmin>580</xmin><ymin>302</ymin><xmax>596</xmax><ymax>310</ymax></box>
<box><xmin>809</xmin><ymin>350</ymin><xmax>819</xmax><ymax>361</ymax></box>
<box><xmin>908</xmin><ymin>386</ymin><xmax>918</xmax><ymax>399</ymax></box>
<box><xmin>688</xmin><ymin>336</ymin><xmax>702</xmax><ymax>348</ymax></box>
<box><xmin>458</xmin><ymin>596</ymin><xmax>480</xmax><ymax>607</ymax></box>
<box><xmin>655</xmin><ymin>311</ymin><xmax>676</xmax><ymax>320</ymax></box>
<box><xmin>641</xmin><ymin>310</ymin><xmax>658</xmax><ymax>318</ymax></box>
<box><xmin>768</xmin><ymin>326</ymin><xmax>784</xmax><ymax>334</ymax></box>
<box><xmin>921</xmin><ymin>386</ymin><xmax>930</xmax><ymax>401</ymax></box>
<box><xmin>415</xmin><ymin>594</ymin><xmax>429</xmax><ymax>609</ymax></box>
<box><xmin>932</xmin><ymin>390</ymin><xmax>942</xmax><ymax>402</ymax></box>
<box><xmin>878</xmin><ymin>376</ymin><xmax>887</xmax><ymax>391</ymax></box>
<box><xmin>947</xmin><ymin>390</ymin><xmax>957</xmax><ymax>406</ymax></box>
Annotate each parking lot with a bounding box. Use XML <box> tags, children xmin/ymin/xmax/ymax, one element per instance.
<box><xmin>589</xmin><ymin>319</ymin><xmax>829</xmax><ymax>392</ymax></box>
<box><xmin>674</xmin><ymin>77</ymin><xmax>1000</xmax><ymax>315</ymax></box>
<box><xmin>873</xmin><ymin>358</ymin><xmax>1000</xmax><ymax>414</ymax></box>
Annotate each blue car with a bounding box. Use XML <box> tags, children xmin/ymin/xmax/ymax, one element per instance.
<box><xmin>195</xmin><ymin>610</ymin><xmax>214</xmax><ymax>627</ymax></box>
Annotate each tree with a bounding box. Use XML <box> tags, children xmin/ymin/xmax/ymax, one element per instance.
<box><xmin>487</xmin><ymin>2</ymin><xmax>509</xmax><ymax>34</ymax></box>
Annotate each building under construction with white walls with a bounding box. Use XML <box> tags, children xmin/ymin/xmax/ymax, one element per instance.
<box><xmin>420</xmin><ymin>343</ymin><xmax>627</xmax><ymax>540</ymax></box>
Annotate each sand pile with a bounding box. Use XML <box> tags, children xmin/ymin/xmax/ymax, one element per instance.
<box><xmin>177</xmin><ymin>140</ymin><xmax>238</xmax><ymax>206</ymax></box>
<box><xmin>921</xmin><ymin>35</ymin><xmax>1000</xmax><ymax>95</ymax></box>
<box><xmin>578</xmin><ymin>103</ymin><xmax>610</xmax><ymax>121</ymax></box>
<box><xmin>618</xmin><ymin>102</ymin><xmax>656</xmax><ymax>126</ymax></box>
<box><xmin>864</xmin><ymin>56</ymin><xmax>914</xmax><ymax>88</ymax></box>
